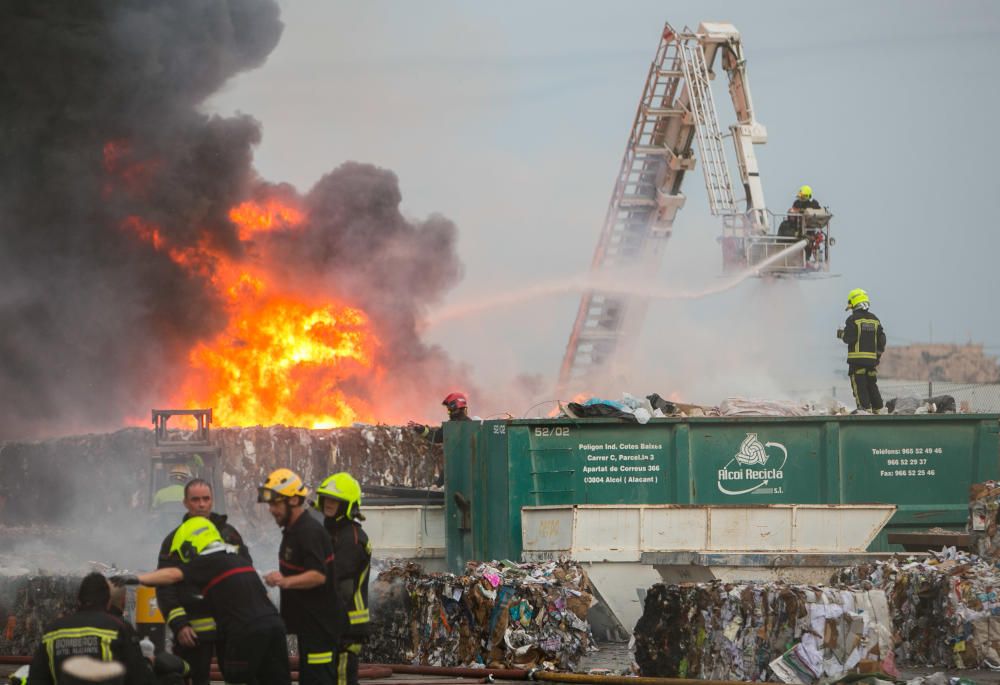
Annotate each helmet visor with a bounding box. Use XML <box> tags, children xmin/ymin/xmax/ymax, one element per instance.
<box><xmin>257</xmin><ymin>487</ymin><xmax>285</xmax><ymax>503</ymax></box>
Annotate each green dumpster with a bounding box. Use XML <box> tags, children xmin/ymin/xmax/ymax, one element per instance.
<box><xmin>443</xmin><ymin>414</ymin><xmax>1000</xmax><ymax>570</ymax></box>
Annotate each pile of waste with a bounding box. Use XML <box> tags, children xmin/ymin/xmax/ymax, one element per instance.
<box><xmin>558</xmin><ymin>393</ymin><xmax>727</xmax><ymax>423</ymax></box>
<box><xmin>969</xmin><ymin>480</ymin><xmax>1000</xmax><ymax>559</ymax></box>
<box><xmin>0</xmin><ymin>424</ymin><xmax>439</xmax><ymax>529</ymax></box>
<box><xmin>0</xmin><ymin>574</ymin><xmax>82</xmax><ymax>656</ymax></box>
<box><xmin>555</xmin><ymin>392</ymin><xmax>961</xmax><ymax>423</ymax></box>
<box><xmin>632</xmin><ymin>581</ymin><xmax>894</xmax><ymax>682</ymax></box>
<box><xmin>835</xmin><ymin>548</ymin><xmax>1000</xmax><ymax>670</ymax></box>
<box><xmin>363</xmin><ymin>560</ymin><xmax>596</xmax><ymax>670</ymax></box>
<box><xmin>885</xmin><ymin>395</ymin><xmax>957</xmax><ymax>415</ymax></box>
<box><xmin>556</xmin><ymin>393</ymin><xmax>844</xmax><ymax>423</ymax></box>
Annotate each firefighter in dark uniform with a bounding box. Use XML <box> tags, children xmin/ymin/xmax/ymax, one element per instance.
<box><xmin>155</xmin><ymin>478</ymin><xmax>249</xmax><ymax>685</ymax></box>
<box><xmin>408</xmin><ymin>392</ymin><xmax>471</xmax><ymax>444</ymax></box>
<box><xmin>116</xmin><ymin>517</ymin><xmax>290</xmax><ymax>685</ymax></box>
<box><xmin>259</xmin><ymin>469</ymin><xmax>343</xmax><ymax>685</ymax></box>
<box><xmin>791</xmin><ymin>184</ymin><xmax>821</xmax><ymax>211</ymax></box>
<box><xmin>28</xmin><ymin>573</ymin><xmax>154</xmax><ymax>685</ymax></box>
<box><xmin>314</xmin><ymin>473</ymin><xmax>371</xmax><ymax>685</ymax></box>
<box><xmin>780</xmin><ymin>185</ymin><xmax>823</xmax><ymax>260</ymax></box>
<box><xmin>407</xmin><ymin>392</ymin><xmax>472</xmax><ymax>485</ymax></box>
<box><xmin>839</xmin><ymin>288</ymin><xmax>887</xmax><ymax>413</ymax></box>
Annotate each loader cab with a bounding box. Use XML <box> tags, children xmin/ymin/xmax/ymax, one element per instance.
<box><xmin>720</xmin><ymin>208</ymin><xmax>834</xmax><ymax>277</ymax></box>
<box><xmin>148</xmin><ymin>408</ymin><xmax>225</xmax><ymax>516</ymax></box>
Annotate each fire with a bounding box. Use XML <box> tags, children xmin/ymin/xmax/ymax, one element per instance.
<box><xmin>183</xmin><ymin>295</ymin><xmax>378</xmax><ymax>429</ymax></box>
<box><xmin>229</xmin><ymin>199</ymin><xmax>304</xmax><ymax>240</ymax></box>
<box><xmin>548</xmin><ymin>392</ymin><xmax>589</xmax><ymax>417</ymax></box>
<box><xmin>117</xmin><ymin>190</ymin><xmax>382</xmax><ymax>428</ymax></box>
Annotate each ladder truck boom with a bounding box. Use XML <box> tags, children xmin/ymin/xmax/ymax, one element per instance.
<box><xmin>559</xmin><ymin>21</ymin><xmax>831</xmax><ymax>392</ymax></box>
<box><xmin>705</xmin><ymin>22</ymin><xmax>770</xmax><ymax>233</ymax></box>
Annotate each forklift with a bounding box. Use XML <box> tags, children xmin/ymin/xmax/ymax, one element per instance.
<box><xmin>136</xmin><ymin>408</ymin><xmax>225</xmax><ymax>652</ymax></box>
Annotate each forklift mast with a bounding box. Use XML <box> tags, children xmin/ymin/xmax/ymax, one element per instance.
<box><xmin>148</xmin><ymin>408</ymin><xmax>225</xmax><ymax>514</ymax></box>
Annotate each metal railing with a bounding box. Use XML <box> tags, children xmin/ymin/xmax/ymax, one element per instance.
<box><xmin>813</xmin><ymin>380</ymin><xmax>1000</xmax><ymax>413</ymax></box>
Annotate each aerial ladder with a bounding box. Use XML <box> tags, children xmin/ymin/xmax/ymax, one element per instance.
<box><xmin>558</xmin><ymin>21</ymin><xmax>833</xmax><ymax>392</ymax></box>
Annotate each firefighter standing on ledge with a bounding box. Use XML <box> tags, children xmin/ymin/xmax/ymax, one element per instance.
<box><xmin>839</xmin><ymin>288</ymin><xmax>887</xmax><ymax>414</ymax></box>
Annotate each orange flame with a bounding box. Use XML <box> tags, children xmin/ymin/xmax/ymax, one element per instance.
<box><xmin>116</xmin><ymin>195</ymin><xmax>381</xmax><ymax>428</ymax></box>
<box><xmin>547</xmin><ymin>392</ymin><xmax>589</xmax><ymax>417</ymax></box>
<box><xmin>182</xmin><ymin>295</ymin><xmax>378</xmax><ymax>428</ymax></box>
<box><xmin>229</xmin><ymin>199</ymin><xmax>304</xmax><ymax>240</ymax></box>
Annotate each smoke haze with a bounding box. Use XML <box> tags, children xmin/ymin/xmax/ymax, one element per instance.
<box><xmin>0</xmin><ymin>1</ymin><xmax>469</xmax><ymax>439</ymax></box>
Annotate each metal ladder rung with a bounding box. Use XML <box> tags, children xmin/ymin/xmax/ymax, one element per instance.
<box><xmin>678</xmin><ymin>39</ymin><xmax>735</xmax><ymax>215</ymax></box>
<box><xmin>561</xmin><ymin>24</ymin><xmax>708</xmax><ymax>388</ymax></box>
<box><xmin>618</xmin><ymin>196</ymin><xmax>657</xmax><ymax>207</ymax></box>
<box><xmin>633</xmin><ymin>145</ymin><xmax>670</xmax><ymax>156</ymax></box>
<box><xmin>642</xmin><ymin>106</ymin><xmax>685</xmax><ymax>117</ymax></box>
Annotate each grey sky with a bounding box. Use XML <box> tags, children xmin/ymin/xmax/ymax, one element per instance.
<box><xmin>206</xmin><ymin>0</ymin><xmax>1000</xmax><ymax>409</ymax></box>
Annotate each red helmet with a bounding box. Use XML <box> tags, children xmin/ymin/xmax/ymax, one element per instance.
<box><xmin>442</xmin><ymin>392</ymin><xmax>468</xmax><ymax>411</ymax></box>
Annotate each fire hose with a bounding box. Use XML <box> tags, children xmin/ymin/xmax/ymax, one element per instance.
<box><xmin>529</xmin><ymin>670</ymin><xmax>757</xmax><ymax>685</ymax></box>
<box><xmin>0</xmin><ymin>655</ymin><xmax>391</xmax><ymax>678</ymax></box>
<box><xmin>0</xmin><ymin>657</ymin><xmax>757</xmax><ymax>685</ymax></box>
<box><xmin>384</xmin><ymin>665</ymin><xmax>756</xmax><ymax>685</ymax></box>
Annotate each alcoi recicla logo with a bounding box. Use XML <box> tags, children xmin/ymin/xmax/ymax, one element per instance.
<box><xmin>717</xmin><ymin>433</ymin><xmax>788</xmax><ymax>495</ymax></box>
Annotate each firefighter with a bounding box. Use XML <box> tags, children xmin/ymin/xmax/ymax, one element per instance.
<box><xmin>791</xmin><ymin>184</ymin><xmax>821</xmax><ymax>211</ymax></box>
<box><xmin>838</xmin><ymin>288</ymin><xmax>887</xmax><ymax>414</ymax></box>
<box><xmin>259</xmin><ymin>469</ymin><xmax>343</xmax><ymax>685</ymax></box>
<box><xmin>314</xmin><ymin>473</ymin><xmax>371</xmax><ymax>685</ymax></box>
<box><xmin>28</xmin><ymin>573</ymin><xmax>154</xmax><ymax>685</ymax></box>
<box><xmin>154</xmin><ymin>478</ymin><xmax>249</xmax><ymax>685</ymax></box>
<box><xmin>114</xmin><ymin>517</ymin><xmax>290</xmax><ymax>685</ymax></box>
<box><xmin>151</xmin><ymin>464</ymin><xmax>191</xmax><ymax>509</ymax></box>
<box><xmin>407</xmin><ymin>392</ymin><xmax>472</xmax><ymax>485</ymax></box>
<box><xmin>408</xmin><ymin>391</ymin><xmax>471</xmax><ymax>443</ymax></box>
<box><xmin>782</xmin><ymin>185</ymin><xmax>822</xmax><ymax>261</ymax></box>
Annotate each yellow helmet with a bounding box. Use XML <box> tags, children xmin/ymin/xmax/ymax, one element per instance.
<box><xmin>314</xmin><ymin>472</ymin><xmax>364</xmax><ymax>520</ymax></box>
<box><xmin>798</xmin><ymin>185</ymin><xmax>813</xmax><ymax>199</ymax></box>
<box><xmin>846</xmin><ymin>288</ymin><xmax>869</xmax><ymax>310</ymax></box>
<box><xmin>170</xmin><ymin>516</ymin><xmax>223</xmax><ymax>563</ymax></box>
<box><xmin>169</xmin><ymin>463</ymin><xmax>192</xmax><ymax>483</ymax></box>
<box><xmin>257</xmin><ymin>468</ymin><xmax>309</xmax><ymax>503</ymax></box>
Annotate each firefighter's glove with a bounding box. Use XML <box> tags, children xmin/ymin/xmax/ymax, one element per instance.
<box><xmin>836</xmin><ymin>328</ymin><xmax>844</xmax><ymax>340</ymax></box>
<box><xmin>407</xmin><ymin>421</ymin><xmax>426</xmax><ymax>434</ymax></box>
<box><xmin>110</xmin><ymin>574</ymin><xmax>140</xmax><ymax>587</ymax></box>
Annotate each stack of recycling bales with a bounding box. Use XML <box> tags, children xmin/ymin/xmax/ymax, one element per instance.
<box><xmin>363</xmin><ymin>560</ymin><xmax>596</xmax><ymax>670</ymax></box>
<box><xmin>969</xmin><ymin>480</ymin><xmax>1000</xmax><ymax>558</ymax></box>
<box><xmin>632</xmin><ymin>581</ymin><xmax>894</xmax><ymax>681</ymax></box>
<box><xmin>835</xmin><ymin>551</ymin><xmax>1000</xmax><ymax>669</ymax></box>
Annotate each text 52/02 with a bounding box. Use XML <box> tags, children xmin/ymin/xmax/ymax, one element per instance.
<box><xmin>534</xmin><ymin>426</ymin><xmax>570</xmax><ymax>437</ymax></box>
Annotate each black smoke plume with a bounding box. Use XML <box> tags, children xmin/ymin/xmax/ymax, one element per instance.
<box><xmin>0</xmin><ymin>0</ymin><xmax>468</xmax><ymax>439</ymax></box>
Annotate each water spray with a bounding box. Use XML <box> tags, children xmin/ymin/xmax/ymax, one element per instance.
<box><xmin>425</xmin><ymin>240</ymin><xmax>807</xmax><ymax>327</ymax></box>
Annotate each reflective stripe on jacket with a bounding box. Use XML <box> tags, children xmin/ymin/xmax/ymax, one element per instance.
<box><xmin>843</xmin><ymin>309</ymin><xmax>886</xmax><ymax>367</ymax></box>
<box><xmin>326</xmin><ymin>517</ymin><xmax>372</xmax><ymax>639</ymax></box>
